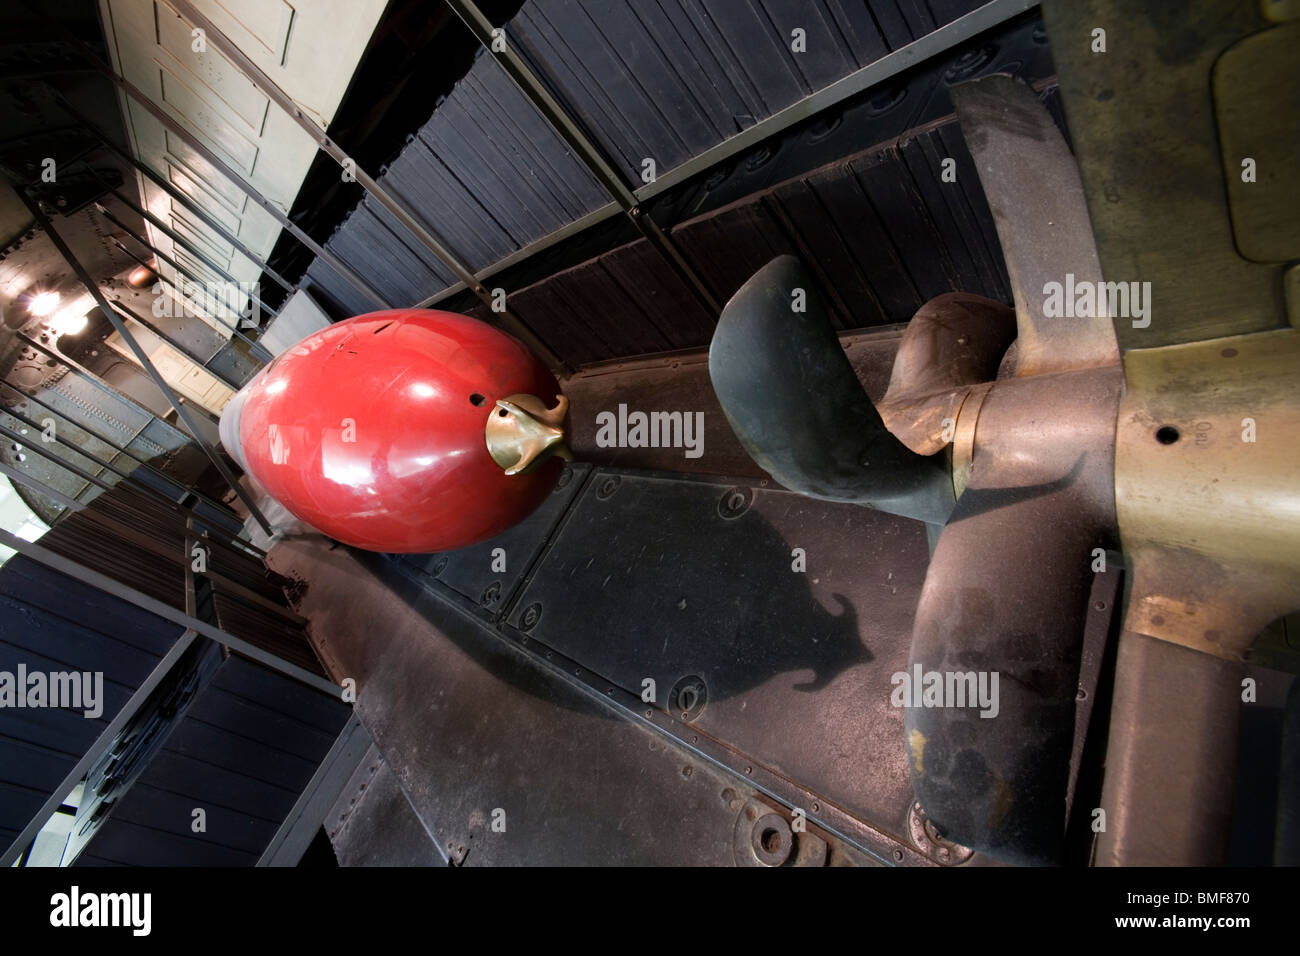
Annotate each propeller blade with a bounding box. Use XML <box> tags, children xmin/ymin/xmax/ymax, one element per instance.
<box><xmin>905</xmin><ymin>487</ymin><xmax>1100</xmax><ymax>865</ymax></box>
<box><xmin>904</xmin><ymin>360</ymin><xmax>1120</xmax><ymax>864</ymax></box>
<box><xmin>951</xmin><ymin>74</ymin><xmax>1119</xmax><ymax>376</ymax></box>
<box><xmin>708</xmin><ymin>255</ymin><xmax>955</xmax><ymax>525</ymax></box>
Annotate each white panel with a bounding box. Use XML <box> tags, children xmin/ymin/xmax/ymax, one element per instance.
<box><xmin>173</xmin><ymin>248</ymin><xmax>226</xmax><ymax>284</ymax></box>
<box><xmin>164</xmin><ymin>150</ymin><xmax>246</xmax><ymax>215</ymax></box>
<box><xmin>207</xmin><ymin>0</ymin><xmax>294</xmax><ymax>62</ymax></box>
<box><xmin>169</xmin><ymin>193</ymin><xmax>238</xmax><ymax>234</ymax></box>
<box><xmin>155</xmin><ymin>10</ymin><xmax>269</xmax><ymax>133</ymax></box>
<box><xmin>101</xmin><ymin>0</ymin><xmax>388</xmax><ymax>327</ymax></box>
<box><xmin>104</xmin><ymin>326</ymin><xmax>235</xmax><ymax>414</ymax></box>
<box><xmin>157</xmin><ymin>60</ymin><xmax>260</xmax><ymax>172</ymax></box>
<box><xmin>170</xmin><ymin>206</ymin><xmax>235</xmax><ymax>258</ymax></box>
<box><xmin>186</xmin><ymin>0</ymin><xmax>387</xmax><ymax>129</ymax></box>
<box><xmin>259</xmin><ymin>287</ymin><xmax>331</xmax><ymax>355</ymax></box>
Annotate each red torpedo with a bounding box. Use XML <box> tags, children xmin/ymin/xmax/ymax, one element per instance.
<box><xmin>219</xmin><ymin>309</ymin><xmax>569</xmax><ymax>553</ymax></box>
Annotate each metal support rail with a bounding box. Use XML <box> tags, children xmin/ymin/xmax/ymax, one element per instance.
<box><xmin>0</xmin><ymin>384</ymin><xmax>262</xmax><ymax>558</ymax></box>
<box><xmin>49</xmin><ymin>88</ymin><xmax>298</xmax><ymax>296</ymax></box>
<box><xmin>15</xmin><ymin>188</ymin><xmax>275</xmax><ymax>535</ymax></box>
<box><xmin>167</xmin><ymin>0</ymin><xmax>569</xmax><ymax>374</ymax></box>
<box><xmin>20</xmin><ymin>5</ymin><xmax>393</xmax><ymax>310</ymax></box>
<box><xmin>0</xmin><ymin>375</ymin><xmax>256</xmax><ymax>543</ymax></box>
<box><xmin>442</xmin><ymin>0</ymin><xmax>721</xmax><ymax>316</ymax></box>
<box><xmin>419</xmin><ymin>0</ymin><xmax>1037</xmax><ymax>308</ymax></box>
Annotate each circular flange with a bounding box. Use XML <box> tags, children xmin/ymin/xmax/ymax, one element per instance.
<box><xmin>520</xmin><ymin>602</ymin><xmax>542</xmax><ymax>631</ymax></box>
<box><xmin>670</xmin><ymin>674</ymin><xmax>708</xmax><ymax>722</ymax></box>
<box><xmin>596</xmin><ymin>475</ymin><xmax>621</xmax><ymax>500</ymax></box>
<box><xmin>717</xmin><ymin>486</ymin><xmax>753</xmax><ymax>520</ymax></box>
<box><xmin>750</xmin><ymin>813</ymin><xmax>794</xmax><ymax>867</ymax></box>
<box><xmin>908</xmin><ymin>801</ymin><xmax>974</xmax><ymax>865</ymax></box>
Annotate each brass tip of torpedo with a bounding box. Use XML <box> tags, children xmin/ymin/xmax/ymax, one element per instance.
<box><xmin>485</xmin><ymin>393</ymin><xmax>572</xmax><ymax>476</ymax></box>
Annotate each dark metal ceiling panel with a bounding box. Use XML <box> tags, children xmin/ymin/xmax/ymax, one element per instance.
<box><xmin>302</xmin><ymin>258</ymin><xmax>377</xmax><ymax>320</ymax></box>
<box><xmin>380</xmin><ymin>144</ymin><xmax>519</xmax><ymax>272</ymax></box>
<box><xmin>306</xmin><ymin>0</ymin><xmax>993</xmax><ymax>317</ymax></box>
<box><xmin>302</xmin><ymin>1</ymin><xmax>1048</xmax><ymax>371</ymax></box>
<box><xmin>671</xmin><ymin>200</ymin><xmax>797</xmax><ymax>310</ymax></box>
<box><xmin>74</xmin><ymin>655</ymin><xmax>350</xmax><ymax>867</ymax></box>
<box><xmin>332</xmin><ymin>200</ymin><xmax>454</xmax><ymax>303</ymax></box>
<box><xmin>896</xmin><ymin>123</ymin><xmax>1011</xmax><ymax>303</ymax></box>
<box><xmin>491</xmin><ymin>113</ymin><xmax>1018</xmax><ymax>362</ymax></box>
<box><xmin>307</xmin><ymin>32</ymin><xmax>617</xmax><ymax>317</ymax></box>
<box><xmin>426</xmin><ymin>65</ymin><xmax>610</xmax><ymax>230</ymax></box>
<box><xmin>507</xmin><ymin>0</ymin><xmax>984</xmax><ymax>178</ymax></box>
<box><xmin>0</xmin><ymin>555</ymin><xmax>183</xmax><ymax>852</ymax></box>
<box><xmin>598</xmin><ymin>240</ymin><xmax>717</xmax><ymax>347</ymax></box>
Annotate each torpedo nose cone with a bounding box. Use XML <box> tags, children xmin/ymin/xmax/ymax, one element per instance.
<box><xmin>221</xmin><ymin>308</ymin><xmax>564</xmax><ymax>553</ymax></box>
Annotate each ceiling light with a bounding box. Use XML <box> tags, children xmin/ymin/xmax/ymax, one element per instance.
<box><xmin>28</xmin><ymin>291</ymin><xmax>60</xmax><ymax>317</ymax></box>
<box><xmin>48</xmin><ymin>293</ymin><xmax>95</xmax><ymax>337</ymax></box>
<box><xmin>127</xmin><ymin>265</ymin><xmax>156</xmax><ymax>288</ymax></box>
<box><xmin>49</xmin><ymin>311</ymin><xmax>89</xmax><ymax>337</ymax></box>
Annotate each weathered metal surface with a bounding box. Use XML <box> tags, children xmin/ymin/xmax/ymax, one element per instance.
<box><xmin>272</xmin><ymin>532</ymin><xmax>892</xmax><ymax>865</ymax></box>
<box><xmin>876</xmin><ymin>292</ymin><xmax>1016</xmax><ymax>455</ymax></box>
<box><xmin>1212</xmin><ymin>20</ymin><xmax>1300</xmax><ymax>265</ymax></box>
<box><xmin>1065</xmin><ymin>562</ymin><xmax>1122</xmax><ymax>827</ymax></box>
<box><xmin>905</xmin><ymin>364</ymin><xmax>1122</xmax><ymax>865</ymax></box>
<box><xmin>1042</xmin><ymin>0</ymin><xmax>1285</xmax><ymax>349</ymax></box>
<box><xmin>561</xmin><ymin>328</ymin><xmax>905</xmax><ymax>480</ymax></box>
<box><xmin>703</xmin><ymin>70</ymin><xmax>1129</xmax><ymax>866</ymax></box>
<box><xmin>875</xmin><ymin>71</ymin><xmax>1125</xmax><ymax>866</ymax></box>
<box><xmin>1091</xmin><ymin>329</ymin><xmax>1300</xmax><ymax>866</ymax></box>
<box><xmin>1115</xmin><ymin>329</ymin><xmax>1300</xmax><ymax>663</ymax></box>
<box><xmin>0</xmin><ymin>407</ymin><xmax>97</xmax><ymax>508</ymax></box>
<box><xmin>5</xmin><ymin>362</ymin><xmax>181</xmax><ymax>460</ymax></box>
<box><xmin>502</xmin><ymin>467</ymin><xmax>934</xmax><ymax>845</ymax></box>
<box><xmin>950</xmin><ymin>74</ymin><xmax>1118</xmax><ymax>375</ymax></box>
<box><xmin>1095</xmin><ymin>632</ymin><xmax>1243</xmax><ymax>866</ymax></box>
<box><xmin>1035</xmin><ymin>0</ymin><xmax>1300</xmax><ymax>866</ymax></box>
<box><xmin>399</xmin><ymin>462</ymin><xmax>591</xmax><ymax>623</ymax></box>
<box><xmin>327</xmin><ymin>744</ymin><xmax>447</xmax><ymax>867</ymax></box>
<box><xmin>908</xmin><ymin>800</ymin><xmax>974</xmax><ymax>865</ymax></box>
